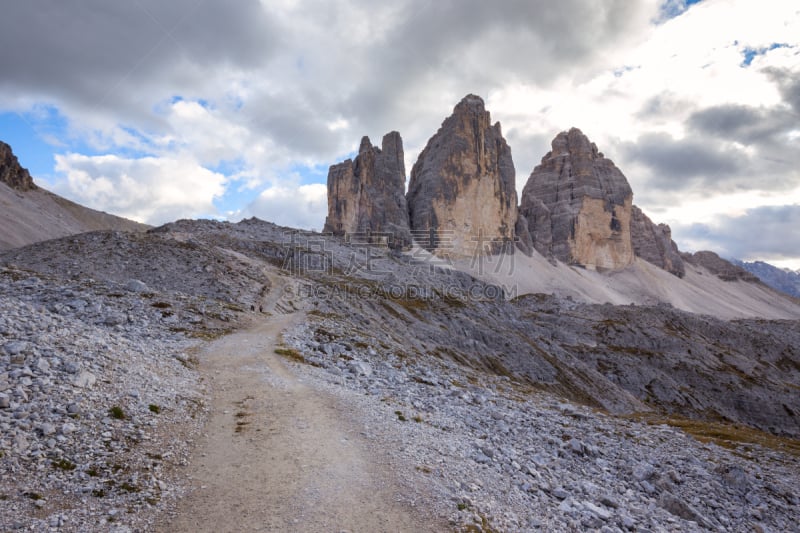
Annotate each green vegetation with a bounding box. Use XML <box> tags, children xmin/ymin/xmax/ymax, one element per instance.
<box><xmin>275</xmin><ymin>346</ymin><xmax>305</xmax><ymax>363</ymax></box>
<box><xmin>120</xmin><ymin>482</ymin><xmax>140</xmax><ymax>493</ymax></box>
<box><xmin>109</xmin><ymin>405</ymin><xmax>126</xmax><ymax>420</ymax></box>
<box><xmin>52</xmin><ymin>459</ymin><xmax>76</xmax><ymax>471</ymax></box>
<box><xmin>630</xmin><ymin>413</ymin><xmax>800</xmax><ymax>457</ymax></box>
<box><xmin>148</xmin><ymin>404</ymin><xmax>161</xmax><ymax>414</ymax></box>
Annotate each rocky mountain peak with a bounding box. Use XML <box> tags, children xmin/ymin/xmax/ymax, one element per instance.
<box><xmin>358</xmin><ymin>135</ymin><xmax>373</xmax><ymax>154</ymax></box>
<box><xmin>406</xmin><ymin>94</ymin><xmax>517</xmax><ymax>257</ymax></box>
<box><xmin>0</xmin><ymin>141</ymin><xmax>37</xmax><ymax>192</ymax></box>
<box><xmin>551</xmin><ymin>127</ymin><xmax>600</xmax><ymax>158</ymax></box>
<box><xmin>518</xmin><ymin>128</ymin><xmax>633</xmax><ymax>270</ymax></box>
<box><xmin>323</xmin><ymin>131</ymin><xmax>411</xmax><ymax>249</ymax></box>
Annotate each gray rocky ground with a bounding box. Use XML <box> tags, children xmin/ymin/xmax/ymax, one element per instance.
<box><xmin>1</xmin><ymin>218</ymin><xmax>798</xmax><ymax>531</ymax></box>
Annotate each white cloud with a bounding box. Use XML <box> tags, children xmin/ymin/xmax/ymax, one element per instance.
<box><xmin>53</xmin><ymin>153</ymin><xmax>226</xmax><ymax>225</ymax></box>
<box><xmin>236</xmin><ymin>183</ymin><xmax>327</xmax><ymax>230</ymax></box>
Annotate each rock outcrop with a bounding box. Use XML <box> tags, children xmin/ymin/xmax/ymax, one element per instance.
<box><xmin>0</xmin><ymin>141</ymin><xmax>148</xmax><ymax>251</ymax></box>
<box><xmin>518</xmin><ymin>128</ymin><xmax>633</xmax><ymax>270</ymax></box>
<box><xmin>682</xmin><ymin>251</ymin><xmax>761</xmax><ymax>282</ymax></box>
<box><xmin>406</xmin><ymin>95</ymin><xmax>517</xmax><ymax>257</ymax></box>
<box><xmin>0</xmin><ymin>141</ymin><xmax>37</xmax><ymax>192</ymax></box>
<box><xmin>630</xmin><ymin>205</ymin><xmax>685</xmax><ymax>277</ymax></box>
<box><xmin>324</xmin><ymin>132</ymin><xmax>411</xmax><ymax>249</ymax></box>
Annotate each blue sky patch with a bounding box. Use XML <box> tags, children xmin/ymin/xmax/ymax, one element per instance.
<box><xmin>659</xmin><ymin>0</ymin><xmax>703</xmax><ymax>22</ymax></box>
<box><xmin>741</xmin><ymin>43</ymin><xmax>789</xmax><ymax>67</ymax></box>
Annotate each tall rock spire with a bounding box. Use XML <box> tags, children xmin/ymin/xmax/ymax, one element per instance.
<box><xmin>406</xmin><ymin>94</ymin><xmax>518</xmax><ymax>257</ymax></box>
<box><xmin>323</xmin><ymin>131</ymin><xmax>411</xmax><ymax>249</ymax></box>
<box><xmin>518</xmin><ymin>128</ymin><xmax>634</xmax><ymax>270</ymax></box>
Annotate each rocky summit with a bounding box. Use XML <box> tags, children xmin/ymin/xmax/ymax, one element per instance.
<box><xmin>0</xmin><ymin>141</ymin><xmax>37</xmax><ymax>192</ymax></box>
<box><xmin>407</xmin><ymin>94</ymin><xmax>517</xmax><ymax>257</ymax></box>
<box><xmin>518</xmin><ymin>128</ymin><xmax>634</xmax><ymax>270</ymax></box>
<box><xmin>324</xmin><ymin>132</ymin><xmax>412</xmax><ymax>249</ymax></box>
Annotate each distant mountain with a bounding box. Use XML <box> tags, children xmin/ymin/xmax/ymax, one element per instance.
<box><xmin>0</xmin><ymin>140</ymin><xmax>148</xmax><ymax>250</ymax></box>
<box><xmin>733</xmin><ymin>259</ymin><xmax>800</xmax><ymax>299</ymax></box>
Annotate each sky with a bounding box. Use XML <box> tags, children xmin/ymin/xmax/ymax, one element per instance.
<box><xmin>0</xmin><ymin>0</ymin><xmax>798</xmax><ymax>269</ymax></box>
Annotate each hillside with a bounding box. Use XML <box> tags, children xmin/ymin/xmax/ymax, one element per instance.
<box><xmin>0</xmin><ymin>141</ymin><xmax>148</xmax><ymax>250</ymax></box>
<box><xmin>458</xmin><ymin>250</ymin><xmax>800</xmax><ymax>320</ymax></box>
<box><xmin>2</xmin><ymin>217</ymin><xmax>799</xmax><ymax>531</ymax></box>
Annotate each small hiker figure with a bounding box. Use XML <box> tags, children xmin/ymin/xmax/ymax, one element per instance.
<box><xmin>259</xmin><ymin>305</ymin><xmax>263</xmax><ymax>313</ymax></box>
<box><xmin>250</xmin><ymin>304</ymin><xmax>255</xmax><ymax>312</ymax></box>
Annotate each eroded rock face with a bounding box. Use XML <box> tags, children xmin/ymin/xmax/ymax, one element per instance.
<box><xmin>324</xmin><ymin>132</ymin><xmax>411</xmax><ymax>249</ymax></box>
<box><xmin>630</xmin><ymin>205</ymin><xmax>685</xmax><ymax>277</ymax></box>
<box><xmin>682</xmin><ymin>251</ymin><xmax>760</xmax><ymax>282</ymax></box>
<box><xmin>0</xmin><ymin>141</ymin><xmax>37</xmax><ymax>192</ymax></box>
<box><xmin>519</xmin><ymin>128</ymin><xmax>633</xmax><ymax>270</ymax></box>
<box><xmin>406</xmin><ymin>95</ymin><xmax>517</xmax><ymax>257</ymax></box>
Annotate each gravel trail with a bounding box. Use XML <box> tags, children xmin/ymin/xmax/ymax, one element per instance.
<box><xmin>158</xmin><ymin>311</ymin><xmax>442</xmax><ymax>533</ymax></box>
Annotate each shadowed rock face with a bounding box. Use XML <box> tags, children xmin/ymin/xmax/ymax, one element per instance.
<box><xmin>323</xmin><ymin>132</ymin><xmax>411</xmax><ymax>249</ymax></box>
<box><xmin>630</xmin><ymin>205</ymin><xmax>685</xmax><ymax>277</ymax></box>
<box><xmin>519</xmin><ymin>128</ymin><xmax>633</xmax><ymax>270</ymax></box>
<box><xmin>406</xmin><ymin>94</ymin><xmax>517</xmax><ymax>257</ymax></box>
<box><xmin>0</xmin><ymin>141</ymin><xmax>37</xmax><ymax>192</ymax></box>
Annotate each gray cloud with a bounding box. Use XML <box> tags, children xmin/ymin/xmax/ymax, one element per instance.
<box><xmin>764</xmin><ymin>67</ymin><xmax>800</xmax><ymax>113</ymax></box>
<box><xmin>1</xmin><ymin>0</ymin><xmax>657</xmax><ymax>173</ymax></box>
<box><xmin>0</xmin><ymin>0</ymin><xmax>276</xmax><ymax>126</ymax></box>
<box><xmin>623</xmin><ymin>67</ymin><xmax>800</xmax><ymax>201</ymax></box>
<box><xmin>674</xmin><ymin>205</ymin><xmax>800</xmax><ymax>261</ymax></box>
<box><xmin>620</xmin><ymin>132</ymin><xmax>743</xmax><ymax>189</ymax></box>
<box><xmin>688</xmin><ymin>104</ymin><xmax>795</xmax><ymax>146</ymax></box>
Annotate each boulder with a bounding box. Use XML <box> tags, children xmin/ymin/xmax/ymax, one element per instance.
<box><xmin>324</xmin><ymin>132</ymin><xmax>411</xmax><ymax>249</ymax></box>
<box><xmin>519</xmin><ymin>128</ymin><xmax>633</xmax><ymax>270</ymax></box>
<box><xmin>406</xmin><ymin>94</ymin><xmax>518</xmax><ymax>257</ymax></box>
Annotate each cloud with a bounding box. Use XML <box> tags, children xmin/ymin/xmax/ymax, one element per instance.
<box><xmin>53</xmin><ymin>153</ymin><xmax>226</xmax><ymax>225</ymax></box>
<box><xmin>620</xmin><ymin>132</ymin><xmax>743</xmax><ymax>188</ymax></box>
<box><xmin>674</xmin><ymin>204</ymin><xmax>800</xmax><ymax>262</ymax></box>
<box><xmin>236</xmin><ymin>183</ymin><xmax>327</xmax><ymax>230</ymax></box>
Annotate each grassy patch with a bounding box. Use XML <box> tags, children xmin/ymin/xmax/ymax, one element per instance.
<box><xmin>109</xmin><ymin>406</ymin><xmax>126</xmax><ymax>420</ymax></box>
<box><xmin>395</xmin><ymin>410</ymin><xmax>407</xmax><ymax>422</ymax></box>
<box><xmin>631</xmin><ymin>413</ymin><xmax>800</xmax><ymax>457</ymax></box>
<box><xmin>148</xmin><ymin>404</ymin><xmax>161</xmax><ymax>414</ymax></box>
<box><xmin>52</xmin><ymin>459</ymin><xmax>76</xmax><ymax>471</ymax></box>
<box><xmin>120</xmin><ymin>482</ymin><xmax>140</xmax><ymax>493</ymax></box>
<box><xmin>275</xmin><ymin>347</ymin><xmax>305</xmax><ymax>364</ymax></box>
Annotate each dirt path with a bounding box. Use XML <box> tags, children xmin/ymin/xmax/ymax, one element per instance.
<box><xmin>157</xmin><ymin>308</ymin><xmax>441</xmax><ymax>532</ymax></box>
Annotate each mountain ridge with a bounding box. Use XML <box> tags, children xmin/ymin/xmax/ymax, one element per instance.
<box><xmin>0</xmin><ymin>141</ymin><xmax>149</xmax><ymax>251</ymax></box>
<box><xmin>734</xmin><ymin>258</ymin><xmax>800</xmax><ymax>299</ymax></box>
